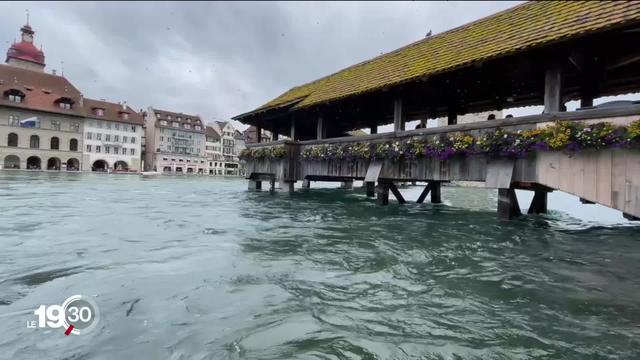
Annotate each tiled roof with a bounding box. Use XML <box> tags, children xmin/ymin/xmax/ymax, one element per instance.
<box><xmin>241</xmin><ymin>1</ymin><xmax>640</xmax><ymax>117</ymax></box>
<box><xmin>205</xmin><ymin>125</ymin><xmax>221</xmax><ymax>140</ymax></box>
<box><xmin>0</xmin><ymin>64</ymin><xmax>84</xmax><ymax>116</ymax></box>
<box><xmin>83</xmin><ymin>98</ymin><xmax>144</xmax><ymax>126</ymax></box>
<box><xmin>151</xmin><ymin>107</ymin><xmax>204</xmax><ymax>132</ymax></box>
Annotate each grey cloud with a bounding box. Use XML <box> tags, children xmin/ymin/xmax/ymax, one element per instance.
<box><xmin>0</xmin><ymin>1</ymin><xmax>520</xmax><ymax>129</ymax></box>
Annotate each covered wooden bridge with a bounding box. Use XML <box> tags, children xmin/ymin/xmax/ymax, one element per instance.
<box><xmin>234</xmin><ymin>1</ymin><xmax>640</xmax><ymax>220</ymax></box>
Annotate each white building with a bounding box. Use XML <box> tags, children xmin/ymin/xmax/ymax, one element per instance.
<box><xmin>205</xmin><ymin>121</ymin><xmax>242</xmax><ymax>176</ymax></box>
<box><xmin>82</xmin><ymin>99</ymin><xmax>143</xmax><ymax>172</ymax></box>
<box><xmin>143</xmin><ymin>107</ymin><xmax>207</xmax><ymax>174</ymax></box>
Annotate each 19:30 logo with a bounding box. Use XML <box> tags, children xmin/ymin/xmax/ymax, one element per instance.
<box><xmin>30</xmin><ymin>295</ymin><xmax>100</xmax><ymax>336</ymax></box>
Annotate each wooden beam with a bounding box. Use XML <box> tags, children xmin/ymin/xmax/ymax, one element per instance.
<box><xmin>290</xmin><ymin>116</ymin><xmax>297</xmax><ymax>140</ymax></box>
<box><xmin>317</xmin><ymin>114</ymin><xmax>325</xmax><ymax>140</ymax></box>
<box><xmin>302</xmin><ymin>178</ymin><xmax>310</xmax><ymax>189</ymax></box>
<box><xmin>340</xmin><ymin>180</ymin><xmax>353</xmax><ymax>190</ymax></box>
<box><xmin>256</xmin><ymin>125</ymin><xmax>263</xmax><ymax>143</ymax></box>
<box><xmin>370</xmin><ymin>125</ymin><xmax>378</xmax><ymax>134</ymax></box>
<box><xmin>393</xmin><ymin>98</ymin><xmax>406</xmax><ymax>131</ymax></box>
<box><xmin>388</xmin><ymin>181</ymin><xmax>406</xmax><ymax>203</ymax></box>
<box><xmin>447</xmin><ymin>106</ymin><xmax>457</xmax><ymax>125</ymax></box>
<box><xmin>544</xmin><ymin>62</ymin><xmax>563</xmax><ymax>113</ymax></box>
<box><xmin>430</xmin><ymin>182</ymin><xmax>442</xmax><ymax>203</ymax></box>
<box><xmin>365</xmin><ymin>181</ymin><xmax>375</xmax><ymax>197</ymax></box>
<box><xmin>416</xmin><ymin>184</ymin><xmax>431</xmax><ymax>203</ymax></box>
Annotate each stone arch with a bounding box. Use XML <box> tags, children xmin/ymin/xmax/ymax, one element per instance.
<box><xmin>47</xmin><ymin>157</ymin><xmax>61</xmax><ymax>170</ymax></box>
<box><xmin>3</xmin><ymin>155</ymin><xmax>20</xmax><ymax>169</ymax></box>
<box><xmin>114</xmin><ymin>160</ymin><xmax>129</xmax><ymax>171</ymax></box>
<box><xmin>26</xmin><ymin>156</ymin><xmax>41</xmax><ymax>169</ymax></box>
<box><xmin>66</xmin><ymin>158</ymin><xmax>80</xmax><ymax>171</ymax></box>
<box><xmin>92</xmin><ymin>159</ymin><xmax>108</xmax><ymax>172</ymax></box>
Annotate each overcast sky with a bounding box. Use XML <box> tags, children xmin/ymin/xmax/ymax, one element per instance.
<box><xmin>0</xmin><ymin>1</ymin><xmax>525</xmax><ymax>129</ymax></box>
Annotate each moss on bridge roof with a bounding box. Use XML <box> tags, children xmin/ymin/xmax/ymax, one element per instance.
<box><xmin>237</xmin><ymin>1</ymin><xmax>640</xmax><ymax>119</ymax></box>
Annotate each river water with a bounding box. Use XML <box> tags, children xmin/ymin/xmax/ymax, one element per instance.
<box><xmin>0</xmin><ymin>172</ymin><xmax>638</xmax><ymax>360</ymax></box>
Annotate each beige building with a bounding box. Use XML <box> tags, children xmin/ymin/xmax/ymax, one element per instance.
<box><xmin>205</xmin><ymin>121</ymin><xmax>242</xmax><ymax>176</ymax></box>
<box><xmin>0</xmin><ymin>23</ymin><xmax>85</xmax><ymax>171</ymax></box>
<box><xmin>143</xmin><ymin>107</ymin><xmax>207</xmax><ymax>174</ymax></box>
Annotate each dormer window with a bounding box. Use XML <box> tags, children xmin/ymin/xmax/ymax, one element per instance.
<box><xmin>184</xmin><ymin>124</ymin><xmax>191</xmax><ymax>129</ymax></box>
<box><xmin>195</xmin><ymin>125</ymin><xmax>201</xmax><ymax>130</ymax></box>
<box><xmin>156</xmin><ymin>113</ymin><xmax>162</xmax><ymax>119</ymax></box>
<box><xmin>167</xmin><ymin>115</ymin><xmax>172</xmax><ymax>120</ymax></box>
<box><xmin>55</xmin><ymin>97</ymin><xmax>74</xmax><ymax>110</ymax></box>
<box><xmin>172</xmin><ymin>121</ymin><xmax>179</xmax><ymax>127</ymax></box>
<box><xmin>93</xmin><ymin>108</ymin><xmax>105</xmax><ymax>116</ymax></box>
<box><xmin>119</xmin><ymin>112</ymin><xmax>129</xmax><ymax>120</ymax></box>
<box><xmin>177</xmin><ymin>116</ymin><xmax>182</xmax><ymax>121</ymax></box>
<box><xmin>187</xmin><ymin>118</ymin><xmax>191</xmax><ymax>123</ymax></box>
<box><xmin>160</xmin><ymin>120</ymin><xmax>167</xmax><ymax>126</ymax></box>
<box><xmin>4</xmin><ymin>89</ymin><xmax>25</xmax><ymax>103</ymax></box>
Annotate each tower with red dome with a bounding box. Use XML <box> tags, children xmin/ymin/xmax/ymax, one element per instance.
<box><xmin>5</xmin><ymin>22</ymin><xmax>46</xmax><ymax>72</ymax></box>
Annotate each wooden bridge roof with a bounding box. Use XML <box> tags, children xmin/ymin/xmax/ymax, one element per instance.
<box><xmin>235</xmin><ymin>1</ymin><xmax>640</xmax><ymax>121</ymax></box>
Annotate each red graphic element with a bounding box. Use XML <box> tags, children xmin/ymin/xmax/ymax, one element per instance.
<box><xmin>64</xmin><ymin>325</ymin><xmax>74</xmax><ymax>336</ymax></box>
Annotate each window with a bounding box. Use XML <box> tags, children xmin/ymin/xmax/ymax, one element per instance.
<box><xmin>105</xmin><ymin>134</ymin><xmax>111</xmax><ymax>142</ymax></box>
<box><xmin>184</xmin><ymin>124</ymin><xmax>191</xmax><ymax>129</ymax></box>
<box><xmin>131</xmin><ymin>126</ymin><xmax>136</xmax><ymax>133</ymax></box>
<box><xmin>96</xmin><ymin>145</ymin><xmax>101</xmax><ymax>153</ymax></box>
<box><xmin>172</xmin><ymin>122</ymin><xmax>179</xmax><ymax>128</ymax></box>
<box><xmin>195</xmin><ymin>125</ymin><xmax>201</xmax><ymax>130</ymax></box>
<box><xmin>96</xmin><ymin>133</ymin><xmax>102</xmax><ymax>140</ymax></box>
<box><xmin>163</xmin><ymin>157</ymin><xmax>168</xmax><ymax>161</ymax></box>
<box><xmin>187</xmin><ymin>118</ymin><xmax>191</xmax><ymax>123</ymax></box>
<box><xmin>69</xmin><ymin>138</ymin><xmax>78</xmax><ymax>151</ymax></box>
<box><xmin>167</xmin><ymin>115</ymin><xmax>172</xmax><ymax>120</ymax></box>
<box><xmin>30</xmin><ymin>135</ymin><xmax>39</xmax><ymax>149</ymax></box>
<box><xmin>59</xmin><ymin>102</ymin><xmax>72</xmax><ymax>110</ymax></box>
<box><xmin>7</xmin><ymin>133</ymin><xmax>18</xmax><ymax>147</ymax></box>
<box><xmin>130</xmin><ymin>148</ymin><xmax>135</xmax><ymax>155</ymax></box>
<box><xmin>105</xmin><ymin>146</ymin><xmax>110</xmax><ymax>154</ymax></box>
<box><xmin>51</xmin><ymin>120</ymin><xmax>61</xmax><ymax>131</ymax></box>
<box><xmin>115</xmin><ymin>123</ymin><xmax>120</xmax><ymax>130</ymax></box>
<box><xmin>106</xmin><ymin>122</ymin><xmax>111</xmax><ymax>130</ymax></box>
<box><xmin>86</xmin><ymin>144</ymin><xmax>92</xmax><ymax>152</ymax></box>
<box><xmin>131</xmin><ymin>137</ymin><xmax>136</xmax><ymax>144</ymax></box>
<box><xmin>9</xmin><ymin>94</ymin><xmax>23</xmax><ymax>103</ymax></box>
<box><xmin>122</xmin><ymin>147</ymin><xmax>127</xmax><ymax>155</ymax></box>
<box><xmin>9</xmin><ymin>115</ymin><xmax>19</xmax><ymax>126</ymax></box>
<box><xmin>187</xmin><ymin>159</ymin><xmax>191</xmax><ymax>163</ymax></box>
<box><xmin>94</xmin><ymin>108</ymin><xmax>104</xmax><ymax>116</ymax></box>
<box><xmin>177</xmin><ymin>117</ymin><xmax>182</xmax><ymax>121</ymax></box>
<box><xmin>123</xmin><ymin>136</ymin><xmax>128</xmax><ymax>143</ymax></box>
<box><xmin>86</xmin><ymin>132</ymin><xmax>93</xmax><ymax>140</ymax></box>
<box><xmin>50</xmin><ymin>137</ymin><xmax>60</xmax><ymax>150</ymax></box>
<box><xmin>114</xmin><ymin>135</ymin><xmax>119</xmax><ymax>142</ymax></box>
<box><xmin>70</xmin><ymin>122</ymin><xmax>80</xmax><ymax>132</ymax></box>
<box><xmin>160</xmin><ymin>136</ymin><xmax>163</xmax><ymax>142</ymax></box>
<box><xmin>160</xmin><ymin>120</ymin><xmax>167</xmax><ymax>126</ymax></box>
<box><xmin>120</xmin><ymin>112</ymin><xmax>129</xmax><ymax>120</ymax></box>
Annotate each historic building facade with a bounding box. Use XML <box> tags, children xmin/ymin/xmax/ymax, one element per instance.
<box><xmin>82</xmin><ymin>99</ymin><xmax>144</xmax><ymax>172</ymax></box>
<box><xmin>0</xmin><ymin>24</ymin><xmax>84</xmax><ymax>171</ymax></box>
<box><xmin>143</xmin><ymin>107</ymin><xmax>207</xmax><ymax>174</ymax></box>
<box><xmin>205</xmin><ymin>121</ymin><xmax>241</xmax><ymax>176</ymax></box>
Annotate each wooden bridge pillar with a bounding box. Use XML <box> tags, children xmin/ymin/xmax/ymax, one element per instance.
<box><xmin>376</xmin><ymin>181</ymin><xmax>389</xmax><ymax>205</ymax></box>
<box><xmin>416</xmin><ymin>181</ymin><xmax>442</xmax><ymax>204</ymax></box>
<box><xmin>317</xmin><ymin>115</ymin><xmax>326</xmax><ymax>140</ymax></box>
<box><xmin>279</xmin><ymin>180</ymin><xmax>294</xmax><ymax>194</ymax></box>
<box><xmin>290</xmin><ymin>116</ymin><xmax>297</xmax><ymax>140</ymax></box>
<box><xmin>498</xmin><ymin>188</ymin><xmax>521</xmax><ymax>220</ymax></box>
<box><xmin>544</xmin><ymin>61</ymin><xmax>563</xmax><ymax>113</ymax></box>
<box><xmin>248</xmin><ymin>180</ymin><xmax>262</xmax><ymax>191</ymax></box>
<box><xmin>393</xmin><ymin>98</ymin><xmax>406</xmax><ymax>131</ymax></box>
<box><xmin>527</xmin><ymin>190</ymin><xmax>548</xmax><ymax>214</ymax></box>
<box><xmin>365</xmin><ymin>181</ymin><xmax>375</xmax><ymax>197</ymax></box>
<box><xmin>302</xmin><ymin>179</ymin><xmax>310</xmax><ymax>189</ymax></box>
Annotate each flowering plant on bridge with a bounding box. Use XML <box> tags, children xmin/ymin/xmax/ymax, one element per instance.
<box><xmin>254</xmin><ymin>121</ymin><xmax>639</xmax><ymax>163</ymax></box>
<box><xmin>239</xmin><ymin>146</ymin><xmax>287</xmax><ymax>160</ymax></box>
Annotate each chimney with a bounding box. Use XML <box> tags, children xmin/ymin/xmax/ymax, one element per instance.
<box><xmin>51</xmin><ymin>69</ymin><xmax>56</xmax><ymax>75</ymax></box>
<box><xmin>79</xmin><ymin>94</ymin><xmax>84</xmax><ymax>107</ymax></box>
<box><xmin>122</xmin><ymin>101</ymin><xmax>127</xmax><ymax>110</ymax></box>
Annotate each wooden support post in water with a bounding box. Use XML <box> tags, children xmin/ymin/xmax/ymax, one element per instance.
<box><xmin>376</xmin><ymin>181</ymin><xmax>389</xmax><ymax>206</ymax></box>
<box><xmin>417</xmin><ymin>183</ymin><xmax>432</xmax><ymax>203</ymax></box>
<box><xmin>430</xmin><ymin>182</ymin><xmax>442</xmax><ymax>203</ymax></box>
<box><xmin>279</xmin><ymin>180</ymin><xmax>294</xmax><ymax>194</ymax></box>
<box><xmin>302</xmin><ymin>179</ymin><xmax>310</xmax><ymax>189</ymax></box>
<box><xmin>528</xmin><ymin>190</ymin><xmax>548</xmax><ymax>214</ymax></box>
<box><xmin>393</xmin><ymin>99</ymin><xmax>405</xmax><ymax>132</ymax></box>
<box><xmin>365</xmin><ymin>181</ymin><xmax>375</xmax><ymax>197</ymax></box>
<box><xmin>269</xmin><ymin>178</ymin><xmax>276</xmax><ymax>192</ymax></box>
<box><xmin>248</xmin><ymin>180</ymin><xmax>261</xmax><ymax>191</ymax></box>
<box><xmin>317</xmin><ymin>115</ymin><xmax>325</xmax><ymax>140</ymax></box>
<box><xmin>370</xmin><ymin>125</ymin><xmax>377</xmax><ymax>134</ymax></box>
<box><xmin>388</xmin><ymin>181</ymin><xmax>406</xmax><ymax>204</ymax></box>
<box><xmin>544</xmin><ymin>62</ymin><xmax>563</xmax><ymax>113</ymax></box>
<box><xmin>498</xmin><ymin>188</ymin><xmax>521</xmax><ymax>220</ymax></box>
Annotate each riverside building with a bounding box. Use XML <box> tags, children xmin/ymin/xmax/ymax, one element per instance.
<box><xmin>0</xmin><ymin>23</ymin><xmax>84</xmax><ymax>171</ymax></box>
<box><xmin>143</xmin><ymin>107</ymin><xmax>207</xmax><ymax>174</ymax></box>
<box><xmin>205</xmin><ymin>121</ymin><xmax>242</xmax><ymax>176</ymax></box>
<box><xmin>82</xmin><ymin>99</ymin><xmax>144</xmax><ymax>172</ymax></box>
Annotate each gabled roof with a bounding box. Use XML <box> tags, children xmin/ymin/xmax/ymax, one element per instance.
<box><xmin>150</xmin><ymin>107</ymin><xmax>204</xmax><ymax>132</ymax></box>
<box><xmin>205</xmin><ymin>125</ymin><xmax>221</xmax><ymax>140</ymax></box>
<box><xmin>236</xmin><ymin>1</ymin><xmax>640</xmax><ymax>119</ymax></box>
<box><xmin>83</xmin><ymin>98</ymin><xmax>144</xmax><ymax>125</ymax></box>
<box><xmin>0</xmin><ymin>63</ymin><xmax>83</xmax><ymax>116</ymax></box>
